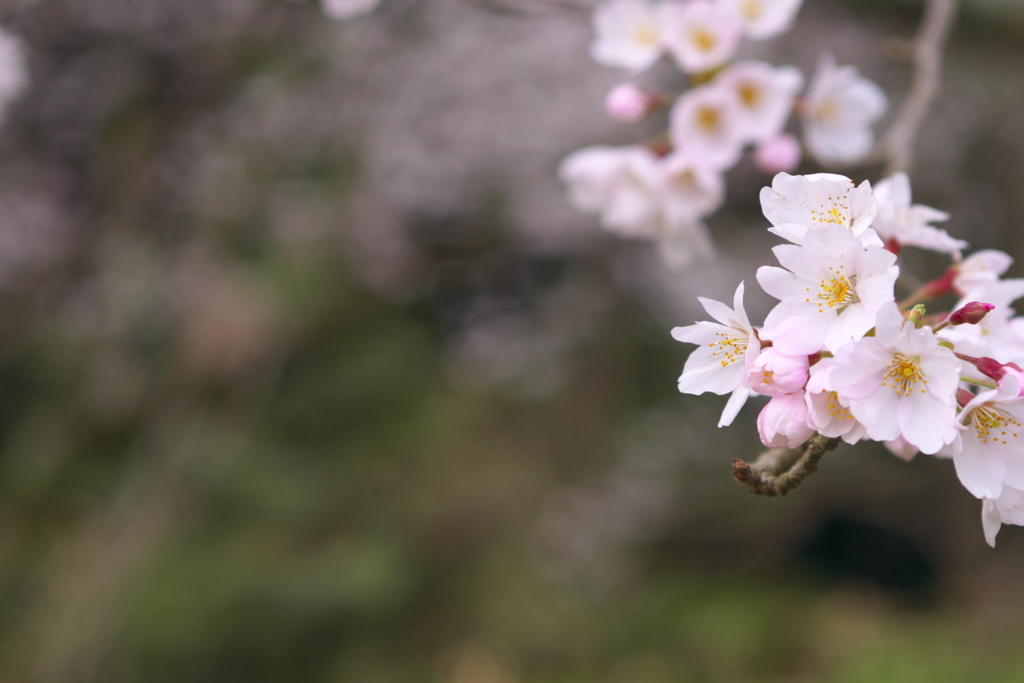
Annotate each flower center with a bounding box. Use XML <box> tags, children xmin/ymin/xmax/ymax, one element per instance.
<box><xmin>806</xmin><ymin>265</ymin><xmax>856</xmax><ymax>312</ymax></box>
<box><xmin>696</xmin><ymin>106</ymin><xmax>721</xmax><ymax>134</ymax></box>
<box><xmin>737</xmin><ymin>81</ymin><xmax>761</xmax><ymax>109</ymax></box>
<box><xmin>742</xmin><ymin>0</ymin><xmax>763</xmax><ymax>20</ymax></box>
<box><xmin>824</xmin><ymin>391</ymin><xmax>854</xmax><ymax>420</ymax></box>
<box><xmin>708</xmin><ymin>332</ymin><xmax>748</xmax><ymax>368</ymax></box>
<box><xmin>967</xmin><ymin>405</ymin><xmax>1021</xmax><ymax>445</ymax></box>
<box><xmin>881</xmin><ymin>354</ymin><xmax>927</xmax><ymax>396</ymax></box>
<box><xmin>691</xmin><ymin>28</ymin><xmax>717</xmax><ymax>53</ymax></box>
<box><xmin>810</xmin><ymin>196</ymin><xmax>851</xmax><ymax>228</ymax></box>
<box><xmin>631</xmin><ymin>24</ymin><xmax>659</xmax><ymax>48</ymax></box>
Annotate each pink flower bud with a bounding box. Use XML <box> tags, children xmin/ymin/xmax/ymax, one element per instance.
<box><xmin>974</xmin><ymin>356</ymin><xmax>1007</xmax><ymax>382</ymax></box>
<box><xmin>957</xmin><ymin>388</ymin><xmax>976</xmax><ymax>408</ymax></box>
<box><xmin>604</xmin><ymin>83</ymin><xmax>658</xmax><ymax>124</ymax></box>
<box><xmin>948</xmin><ymin>301</ymin><xmax>995</xmax><ymax>326</ymax></box>
<box><xmin>754</xmin><ymin>134</ymin><xmax>801</xmax><ymax>175</ymax></box>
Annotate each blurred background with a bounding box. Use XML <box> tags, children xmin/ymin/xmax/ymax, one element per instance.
<box><xmin>0</xmin><ymin>0</ymin><xmax>1022</xmax><ymax>681</ymax></box>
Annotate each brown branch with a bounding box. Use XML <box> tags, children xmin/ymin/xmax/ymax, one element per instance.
<box><xmin>733</xmin><ymin>434</ymin><xmax>841</xmax><ymax>496</ymax></box>
<box><xmin>877</xmin><ymin>0</ymin><xmax>959</xmax><ymax>174</ymax></box>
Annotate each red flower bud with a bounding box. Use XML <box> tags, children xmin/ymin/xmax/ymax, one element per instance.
<box><xmin>948</xmin><ymin>301</ymin><xmax>995</xmax><ymax>326</ymax></box>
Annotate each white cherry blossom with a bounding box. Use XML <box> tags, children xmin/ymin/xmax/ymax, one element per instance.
<box><xmin>591</xmin><ymin>0</ymin><xmax>665</xmax><ymax>72</ymax></box>
<box><xmin>715</xmin><ymin>61</ymin><xmax>804</xmax><ymax>144</ymax></box>
<box><xmin>747</xmin><ymin>347</ymin><xmax>808</xmax><ymax>396</ymax></box>
<box><xmin>658</xmin><ymin>152</ymin><xmax>726</xmax><ymax>223</ymax></box>
<box><xmin>953</xmin><ymin>250</ymin><xmax>1017</xmax><ymax>299</ymax></box>
<box><xmin>757</xmin><ymin>222</ymin><xmax>898</xmax><ymax>354</ymax></box>
<box><xmin>672</xmin><ymin>282</ymin><xmax>760</xmax><ymax>427</ymax></box>
<box><xmin>661</xmin><ymin>0</ymin><xmax>742</xmax><ymax>75</ymax></box>
<box><xmin>951</xmin><ymin>373</ymin><xmax>1024</xmax><ymax>500</ymax></box>
<box><xmin>759</xmin><ymin>172</ymin><xmax>878</xmax><ymax>245</ymax></box>
<box><xmin>872</xmin><ymin>172</ymin><xmax>966</xmax><ymax>257</ymax></box>
<box><xmin>829</xmin><ymin>304</ymin><xmax>961</xmax><ymax>455</ymax></box>
<box><xmin>801</xmin><ymin>53</ymin><xmax>887</xmax><ymax>165</ymax></box>
<box><xmin>804</xmin><ymin>359</ymin><xmax>867</xmax><ymax>444</ymax></box>
<box><xmin>718</xmin><ymin>0</ymin><xmax>804</xmax><ymax>40</ymax></box>
<box><xmin>669</xmin><ymin>83</ymin><xmax>745</xmax><ymax>172</ymax></box>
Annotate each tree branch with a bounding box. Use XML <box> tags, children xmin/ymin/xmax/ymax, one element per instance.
<box><xmin>733</xmin><ymin>434</ymin><xmax>841</xmax><ymax>496</ymax></box>
<box><xmin>877</xmin><ymin>0</ymin><xmax>959</xmax><ymax>174</ymax></box>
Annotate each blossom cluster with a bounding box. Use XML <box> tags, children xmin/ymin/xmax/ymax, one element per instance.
<box><xmin>673</xmin><ymin>171</ymin><xmax>1024</xmax><ymax>546</ymax></box>
<box><xmin>560</xmin><ymin>0</ymin><xmax>888</xmax><ymax>266</ymax></box>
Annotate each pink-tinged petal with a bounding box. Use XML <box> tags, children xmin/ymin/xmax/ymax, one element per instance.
<box><xmin>829</xmin><ymin>344</ymin><xmax>892</xmax><ymax>399</ymax></box>
<box><xmin>766</xmin><ymin>223</ymin><xmax>808</xmax><ymax>244</ymax></box>
<box><xmin>897</xmin><ymin>391</ymin><xmax>957</xmax><ymax>454</ymax></box>
<box><xmin>849</xmin><ymin>384</ymin><xmax>901</xmax><ymax>441</ymax></box>
<box><xmin>761</xmin><ymin>301</ymin><xmax>834</xmax><ymax>354</ymax></box>
<box><xmin>982</xmin><ymin>499</ymin><xmax>1001</xmax><ymax>547</ymax></box>
<box><xmin>719</xmin><ymin>386</ymin><xmax>750</xmax><ymax>427</ymax></box>
<box><xmin>852</xmin><ymin>256</ymin><xmax>899</xmax><ymax>307</ymax></box>
<box><xmin>677</xmin><ymin>346</ymin><xmax>745</xmax><ymax>395</ymax></box>
<box><xmin>731</xmin><ymin>282</ymin><xmax>749</xmax><ymax>325</ymax></box>
<box><xmin>918</xmin><ymin>349</ymin><xmax>962</xmax><ymax>402</ymax></box>
<box><xmin>772</xmin><ymin>243</ymin><xmax>812</xmax><ymax>275</ymax></box>
<box><xmin>671</xmin><ymin>321</ymin><xmax>733</xmax><ymax>345</ymax></box>
<box><xmin>756</xmin><ymin>265</ymin><xmax>799</xmax><ymax>300</ymax></box>
<box><xmin>953</xmin><ymin>443</ymin><xmax>1005</xmax><ymax>500</ymax></box>
<box><xmin>871</xmin><ymin>303</ymin><xmax>904</xmax><ymax>343</ymax></box>
<box><xmin>824</xmin><ymin>303</ymin><xmax>877</xmax><ymax>352</ymax></box>
<box><xmin>698</xmin><ymin>296</ymin><xmax>739</xmax><ymax>327</ymax></box>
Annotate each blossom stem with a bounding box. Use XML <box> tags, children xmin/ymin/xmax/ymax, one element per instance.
<box><xmin>960</xmin><ymin>375</ymin><xmax>997</xmax><ymax>389</ymax></box>
<box><xmin>732</xmin><ymin>434</ymin><xmax>841</xmax><ymax>497</ymax></box>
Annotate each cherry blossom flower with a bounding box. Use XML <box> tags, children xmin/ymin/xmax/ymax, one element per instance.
<box><xmin>661</xmin><ymin>0</ymin><xmax>742</xmax><ymax>75</ymax></box>
<box><xmin>950</xmin><ymin>373</ymin><xmax>1024</xmax><ymax>500</ymax></box>
<box><xmin>759</xmin><ymin>172</ymin><xmax>878</xmax><ymax>245</ymax></box>
<box><xmin>804</xmin><ymin>359</ymin><xmax>867</xmax><ymax>444</ymax></box>
<box><xmin>872</xmin><ymin>172</ymin><xmax>966</xmax><ymax>257</ymax></box>
<box><xmin>758</xmin><ymin>391</ymin><xmax>815</xmax><ymax>448</ymax></box>
<box><xmin>757</xmin><ymin>222</ymin><xmax>898</xmax><ymax>354</ymax></box>
<box><xmin>658</xmin><ymin>152</ymin><xmax>726</xmax><ymax>223</ymax></box>
<box><xmin>982</xmin><ymin>485</ymin><xmax>1024</xmax><ymax>547</ymax></box>
<box><xmin>801</xmin><ymin>53</ymin><xmax>887</xmax><ymax>165</ymax></box>
<box><xmin>829</xmin><ymin>304</ymin><xmax>961</xmax><ymax>455</ymax></box>
<box><xmin>953</xmin><ymin>249</ymin><xmax>1018</xmax><ymax>299</ymax></box>
<box><xmin>719</xmin><ymin>0</ymin><xmax>804</xmax><ymax>40</ymax></box>
<box><xmin>321</xmin><ymin>0</ymin><xmax>381</xmax><ymax>20</ymax></box>
<box><xmin>591</xmin><ymin>0</ymin><xmax>665</xmax><ymax>72</ymax></box>
<box><xmin>669</xmin><ymin>83</ymin><xmax>744</xmax><ymax>171</ymax></box>
<box><xmin>715</xmin><ymin>61</ymin><xmax>804</xmax><ymax>144</ymax></box>
<box><xmin>672</xmin><ymin>282</ymin><xmax>760</xmax><ymax>427</ymax></box>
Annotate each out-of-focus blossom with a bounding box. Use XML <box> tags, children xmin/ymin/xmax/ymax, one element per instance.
<box><xmin>953</xmin><ymin>249</ymin><xmax>1018</xmax><ymax>299</ymax></box>
<box><xmin>661</xmin><ymin>0</ymin><xmax>742</xmax><ymax>75</ymax></box>
<box><xmin>604</xmin><ymin>82</ymin><xmax>660</xmax><ymax>123</ymax></box>
<box><xmin>321</xmin><ymin>0</ymin><xmax>381</xmax><ymax>20</ymax></box>
<box><xmin>801</xmin><ymin>53</ymin><xmax>887</xmax><ymax>165</ymax></box>
<box><xmin>719</xmin><ymin>0</ymin><xmax>804</xmax><ymax>40</ymax></box>
<box><xmin>759</xmin><ymin>172</ymin><xmax>878</xmax><ymax>245</ymax></box>
<box><xmin>658</xmin><ymin>152</ymin><xmax>725</xmax><ymax>223</ymax></box>
<box><xmin>755</xmin><ymin>134</ymin><xmax>801</xmax><ymax>175</ymax></box>
<box><xmin>0</xmin><ymin>27</ymin><xmax>27</xmax><ymax>123</ymax></box>
<box><xmin>872</xmin><ymin>172</ymin><xmax>967</xmax><ymax>257</ymax></box>
<box><xmin>591</xmin><ymin>0</ymin><xmax>665</xmax><ymax>72</ymax></box>
<box><xmin>716</xmin><ymin>61</ymin><xmax>803</xmax><ymax>143</ymax></box>
<box><xmin>559</xmin><ymin>145</ymin><xmax>662</xmax><ymax>238</ymax></box>
<box><xmin>669</xmin><ymin>84</ymin><xmax>744</xmax><ymax>171</ymax></box>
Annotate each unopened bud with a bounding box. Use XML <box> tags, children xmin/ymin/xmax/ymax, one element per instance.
<box><xmin>754</xmin><ymin>134</ymin><xmax>802</xmax><ymax>175</ymax></box>
<box><xmin>948</xmin><ymin>301</ymin><xmax>995</xmax><ymax>326</ymax></box>
<box><xmin>907</xmin><ymin>304</ymin><xmax>926</xmax><ymax>327</ymax></box>
<box><xmin>974</xmin><ymin>356</ymin><xmax>1007</xmax><ymax>382</ymax></box>
<box><xmin>604</xmin><ymin>83</ymin><xmax>659</xmax><ymax>123</ymax></box>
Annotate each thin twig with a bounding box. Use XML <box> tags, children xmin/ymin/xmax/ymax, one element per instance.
<box><xmin>877</xmin><ymin>0</ymin><xmax>958</xmax><ymax>174</ymax></box>
<box><xmin>733</xmin><ymin>434</ymin><xmax>841</xmax><ymax>496</ymax></box>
